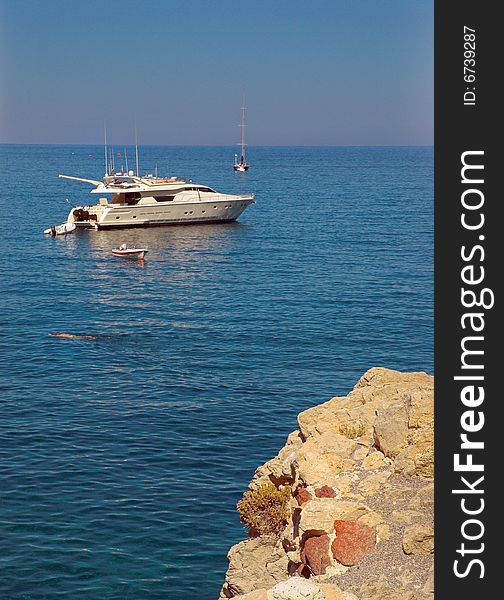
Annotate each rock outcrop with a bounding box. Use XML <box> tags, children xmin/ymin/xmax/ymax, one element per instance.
<box><xmin>220</xmin><ymin>368</ymin><xmax>434</xmax><ymax>600</ymax></box>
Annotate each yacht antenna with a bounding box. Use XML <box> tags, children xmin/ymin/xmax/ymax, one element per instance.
<box><xmin>124</xmin><ymin>148</ymin><xmax>129</xmax><ymax>173</ymax></box>
<box><xmin>135</xmin><ymin>120</ymin><xmax>139</xmax><ymax>177</ymax></box>
<box><xmin>104</xmin><ymin>120</ymin><xmax>108</xmax><ymax>176</ymax></box>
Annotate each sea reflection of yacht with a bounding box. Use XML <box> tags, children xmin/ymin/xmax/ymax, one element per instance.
<box><xmin>60</xmin><ymin>171</ymin><xmax>255</xmax><ymax>230</ymax></box>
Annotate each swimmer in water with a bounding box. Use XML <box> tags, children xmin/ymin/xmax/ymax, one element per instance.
<box><xmin>50</xmin><ymin>333</ymin><xmax>97</xmax><ymax>340</ymax></box>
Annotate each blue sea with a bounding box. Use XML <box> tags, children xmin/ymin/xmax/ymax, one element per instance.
<box><xmin>0</xmin><ymin>145</ymin><xmax>433</xmax><ymax>599</ymax></box>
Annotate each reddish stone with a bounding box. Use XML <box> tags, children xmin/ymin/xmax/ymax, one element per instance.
<box><xmin>331</xmin><ymin>520</ymin><xmax>376</xmax><ymax>566</ymax></box>
<box><xmin>294</xmin><ymin>485</ymin><xmax>312</xmax><ymax>506</ymax></box>
<box><xmin>300</xmin><ymin>534</ymin><xmax>331</xmax><ymax>575</ymax></box>
<box><xmin>315</xmin><ymin>485</ymin><xmax>336</xmax><ymax>498</ymax></box>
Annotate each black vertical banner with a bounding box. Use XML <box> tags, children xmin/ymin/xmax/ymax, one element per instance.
<box><xmin>435</xmin><ymin>1</ymin><xmax>499</xmax><ymax>597</ymax></box>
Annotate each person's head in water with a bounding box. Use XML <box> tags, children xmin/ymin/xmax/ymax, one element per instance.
<box><xmin>50</xmin><ymin>332</ymin><xmax>96</xmax><ymax>340</ymax></box>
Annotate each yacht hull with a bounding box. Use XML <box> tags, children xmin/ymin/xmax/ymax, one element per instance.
<box><xmin>94</xmin><ymin>218</ymin><xmax>239</xmax><ymax>230</ymax></box>
<box><xmin>69</xmin><ymin>197</ymin><xmax>254</xmax><ymax>230</ymax></box>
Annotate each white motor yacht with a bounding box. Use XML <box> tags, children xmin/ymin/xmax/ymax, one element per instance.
<box><xmin>60</xmin><ymin>171</ymin><xmax>255</xmax><ymax>230</ymax></box>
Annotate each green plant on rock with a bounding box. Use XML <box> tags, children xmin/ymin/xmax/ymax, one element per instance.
<box><xmin>237</xmin><ymin>482</ymin><xmax>291</xmax><ymax>537</ymax></box>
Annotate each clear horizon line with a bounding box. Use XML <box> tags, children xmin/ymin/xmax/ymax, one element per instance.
<box><xmin>0</xmin><ymin>142</ymin><xmax>434</xmax><ymax>148</ymax></box>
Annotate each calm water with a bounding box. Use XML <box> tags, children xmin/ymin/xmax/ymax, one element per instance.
<box><xmin>0</xmin><ymin>145</ymin><xmax>433</xmax><ymax>599</ymax></box>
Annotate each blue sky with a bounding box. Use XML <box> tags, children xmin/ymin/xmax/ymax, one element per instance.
<box><xmin>0</xmin><ymin>0</ymin><xmax>433</xmax><ymax>145</ymax></box>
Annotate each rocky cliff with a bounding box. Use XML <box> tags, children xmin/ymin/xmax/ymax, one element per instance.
<box><xmin>220</xmin><ymin>368</ymin><xmax>434</xmax><ymax>600</ymax></box>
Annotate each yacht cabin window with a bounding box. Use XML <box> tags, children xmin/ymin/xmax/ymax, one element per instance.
<box><xmin>123</xmin><ymin>192</ymin><xmax>142</xmax><ymax>205</ymax></box>
<box><xmin>186</xmin><ymin>186</ymin><xmax>216</xmax><ymax>193</ymax></box>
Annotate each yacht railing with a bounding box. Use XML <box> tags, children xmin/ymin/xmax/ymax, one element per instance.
<box><xmin>202</xmin><ymin>193</ymin><xmax>254</xmax><ymax>201</ymax></box>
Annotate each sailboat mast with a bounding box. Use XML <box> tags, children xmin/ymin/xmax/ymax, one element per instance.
<box><xmin>135</xmin><ymin>121</ymin><xmax>139</xmax><ymax>177</ymax></box>
<box><xmin>233</xmin><ymin>97</ymin><xmax>250</xmax><ymax>170</ymax></box>
<box><xmin>240</xmin><ymin>104</ymin><xmax>246</xmax><ymax>161</ymax></box>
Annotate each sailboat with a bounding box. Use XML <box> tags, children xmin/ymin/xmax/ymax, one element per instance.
<box><xmin>233</xmin><ymin>102</ymin><xmax>250</xmax><ymax>172</ymax></box>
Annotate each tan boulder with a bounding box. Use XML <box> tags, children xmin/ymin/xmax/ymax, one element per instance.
<box><xmin>267</xmin><ymin>578</ymin><xmax>325</xmax><ymax>600</ymax></box>
<box><xmin>299</xmin><ymin>499</ymin><xmax>369</xmax><ymax>537</ymax></box>
<box><xmin>383</xmin><ymin>485</ymin><xmax>415</xmax><ymax>500</ymax></box>
<box><xmin>376</xmin><ymin>522</ymin><xmax>391</xmax><ymax>541</ymax></box>
<box><xmin>353</xmin><ymin>367</ymin><xmax>432</xmax><ymax>393</ymax></box>
<box><xmin>318</xmin><ymin>584</ymin><xmax>357</xmax><ymax>600</ymax></box>
<box><xmin>295</xmin><ymin>433</ymin><xmax>357</xmax><ymax>487</ymax></box>
<box><xmin>297</xmin><ymin>368</ymin><xmax>433</xmax><ymax>448</ymax></box>
<box><xmin>332</xmin><ymin>474</ymin><xmax>355</xmax><ymax>494</ymax></box>
<box><xmin>360</xmin><ymin>579</ymin><xmax>417</xmax><ymax>600</ymax></box>
<box><xmin>355</xmin><ymin>369</ymin><xmax>434</xmax><ymax>479</ymax></box>
<box><xmin>373</xmin><ymin>402</ymin><xmax>409</xmax><ymax>458</ymax></box>
<box><xmin>391</xmin><ymin>510</ymin><xmax>423</xmax><ymax>525</ymax></box>
<box><xmin>235</xmin><ymin>591</ymin><xmax>269</xmax><ymax>600</ymax></box>
<box><xmin>220</xmin><ymin>537</ymin><xmax>289</xmax><ymax>597</ymax></box>
<box><xmin>358</xmin><ymin>470</ymin><xmax>392</xmax><ymax>496</ymax></box>
<box><xmin>297</xmin><ymin>397</ymin><xmax>349</xmax><ymax>440</ymax></box>
<box><xmin>358</xmin><ymin>510</ymin><xmax>385</xmax><ymax>529</ymax></box>
<box><xmin>304</xmin><ymin>432</ymin><xmax>358</xmax><ymax>458</ymax></box>
<box><xmin>297</xmin><ymin>454</ymin><xmax>355</xmax><ymax>489</ymax></box>
<box><xmin>394</xmin><ymin>427</ymin><xmax>434</xmax><ymax>479</ymax></box>
<box><xmin>353</xmin><ymin>445</ymin><xmax>370</xmax><ymax>461</ymax></box>
<box><xmin>297</xmin><ymin>398</ymin><xmax>376</xmax><ymax>442</ymax></box>
<box><xmin>407</xmin><ymin>388</ymin><xmax>434</xmax><ymax>429</ymax></box>
<box><xmin>361</xmin><ymin>451</ymin><xmax>388</xmax><ymax>470</ymax></box>
<box><xmin>409</xmin><ymin>484</ymin><xmax>434</xmax><ymax>511</ymax></box>
<box><xmin>317</xmin><ymin>586</ymin><xmax>344</xmax><ymax>600</ymax></box>
<box><xmin>251</xmin><ymin>431</ymin><xmax>303</xmax><ymax>488</ymax></box>
<box><xmin>402</xmin><ymin>524</ymin><xmax>434</xmax><ymax>555</ymax></box>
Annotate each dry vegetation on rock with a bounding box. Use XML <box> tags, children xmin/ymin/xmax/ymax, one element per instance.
<box><xmin>237</xmin><ymin>482</ymin><xmax>292</xmax><ymax>537</ymax></box>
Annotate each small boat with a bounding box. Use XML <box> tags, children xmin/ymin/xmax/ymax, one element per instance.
<box><xmin>112</xmin><ymin>244</ymin><xmax>148</xmax><ymax>260</ymax></box>
<box><xmin>43</xmin><ymin>222</ymin><xmax>76</xmax><ymax>236</ymax></box>
<box><xmin>233</xmin><ymin>101</ymin><xmax>250</xmax><ymax>172</ymax></box>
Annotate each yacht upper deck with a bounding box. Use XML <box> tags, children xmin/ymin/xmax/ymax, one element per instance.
<box><xmin>59</xmin><ymin>173</ymin><xmax>215</xmax><ymax>195</ymax></box>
